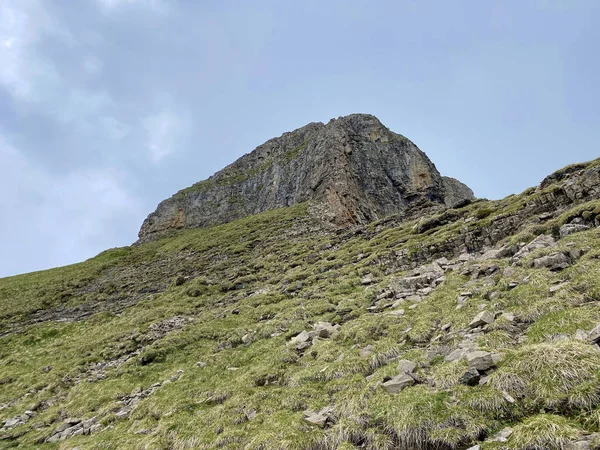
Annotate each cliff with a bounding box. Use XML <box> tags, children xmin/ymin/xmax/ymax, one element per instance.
<box><xmin>138</xmin><ymin>114</ymin><xmax>474</xmax><ymax>242</ymax></box>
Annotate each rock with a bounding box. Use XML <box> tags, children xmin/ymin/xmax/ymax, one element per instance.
<box><xmin>549</xmin><ymin>281</ymin><xmax>569</xmax><ymax>293</ymax></box>
<box><xmin>489</xmin><ymin>427</ymin><xmax>513</xmax><ymax>442</ymax></box>
<box><xmin>459</xmin><ymin>368</ymin><xmax>481</xmax><ymax>386</ymax></box>
<box><xmin>441</xmin><ymin>323</ymin><xmax>451</xmax><ymax>332</ymax></box>
<box><xmin>469</xmin><ymin>310</ymin><xmax>495</xmax><ymax>328</ymax></box>
<box><xmin>303</xmin><ymin>408</ymin><xmax>332</xmax><ymax>428</ymax></box>
<box><xmin>137</xmin><ymin>114</ymin><xmax>474</xmax><ymax>242</ymax></box>
<box><xmin>466</xmin><ymin>351</ymin><xmax>496</xmax><ymax>371</ymax></box>
<box><xmin>359</xmin><ymin>345</ymin><xmax>374</xmax><ymax>358</ymax></box>
<box><xmin>532</xmin><ymin>252</ymin><xmax>571</xmax><ymax>271</ymax></box>
<box><xmin>3</xmin><ymin>417</ymin><xmax>21</xmax><ymax>429</ymax></box>
<box><xmin>560</xmin><ymin>223</ymin><xmax>590</xmax><ymax>237</ymax></box>
<box><xmin>174</xmin><ymin>276</ymin><xmax>186</xmax><ymax>286</ymax></box>
<box><xmin>514</xmin><ymin>234</ymin><xmax>555</xmax><ymax>258</ymax></box>
<box><xmin>290</xmin><ymin>330</ymin><xmax>313</xmax><ymax>345</ymax></box>
<box><xmin>565</xmin><ymin>441</ymin><xmax>591</xmax><ymax>450</ymax></box>
<box><xmin>589</xmin><ymin>324</ymin><xmax>600</xmax><ymax>344</ymax></box>
<box><xmin>313</xmin><ymin>322</ymin><xmax>337</xmax><ymax>338</ymax></box>
<box><xmin>466</xmin><ymin>446</ymin><xmax>481</xmax><ymax>450</ymax></box>
<box><xmin>196</xmin><ymin>361</ymin><xmax>207</xmax><ymax>368</ymax></box>
<box><xmin>382</xmin><ymin>374</ymin><xmax>415</xmax><ymax>394</ymax></box>
<box><xmin>360</xmin><ymin>274</ymin><xmax>374</xmax><ymax>285</ymax></box>
<box><xmin>386</xmin><ymin>309</ymin><xmax>405</xmax><ymax>317</ymax></box>
<box><xmin>397</xmin><ymin>360</ymin><xmax>417</xmax><ymax>374</ymax></box>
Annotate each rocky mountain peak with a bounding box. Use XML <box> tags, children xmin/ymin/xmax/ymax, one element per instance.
<box><xmin>138</xmin><ymin>114</ymin><xmax>474</xmax><ymax>242</ymax></box>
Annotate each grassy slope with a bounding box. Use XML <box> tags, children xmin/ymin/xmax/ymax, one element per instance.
<box><xmin>1</xmin><ymin>167</ymin><xmax>600</xmax><ymax>449</ymax></box>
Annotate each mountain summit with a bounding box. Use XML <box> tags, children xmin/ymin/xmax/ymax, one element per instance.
<box><xmin>138</xmin><ymin>114</ymin><xmax>474</xmax><ymax>242</ymax></box>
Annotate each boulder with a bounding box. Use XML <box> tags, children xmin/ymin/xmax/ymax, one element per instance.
<box><xmin>397</xmin><ymin>360</ymin><xmax>417</xmax><ymax>374</ymax></box>
<box><xmin>466</xmin><ymin>351</ymin><xmax>496</xmax><ymax>371</ymax></box>
<box><xmin>532</xmin><ymin>252</ymin><xmax>571</xmax><ymax>271</ymax></box>
<box><xmin>469</xmin><ymin>310</ymin><xmax>494</xmax><ymax>328</ymax></box>
<box><xmin>313</xmin><ymin>322</ymin><xmax>337</xmax><ymax>338</ymax></box>
<box><xmin>382</xmin><ymin>373</ymin><xmax>415</xmax><ymax>394</ymax></box>
<box><xmin>459</xmin><ymin>368</ymin><xmax>481</xmax><ymax>386</ymax></box>
<box><xmin>514</xmin><ymin>234</ymin><xmax>556</xmax><ymax>258</ymax></box>
<box><xmin>589</xmin><ymin>324</ymin><xmax>600</xmax><ymax>345</ymax></box>
<box><xmin>489</xmin><ymin>427</ymin><xmax>513</xmax><ymax>442</ymax></box>
<box><xmin>290</xmin><ymin>330</ymin><xmax>313</xmax><ymax>345</ymax></box>
<box><xmin>560</xmin><ymin>223</ymin><xmax>589</xmax><ymax>237</ymax></box>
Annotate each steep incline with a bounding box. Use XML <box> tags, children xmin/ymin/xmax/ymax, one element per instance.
<box><xmin>138</xmin><ymin>114</ymin><xmax>474</xmax><ymax>242</ymax></box>
<box><xmin>1</xmin><ymin>159</ymin><xmax>600</xmax><ymax>450</ymax></box>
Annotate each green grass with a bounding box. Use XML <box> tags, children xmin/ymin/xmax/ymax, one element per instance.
<box><xmin>1</xmin><ymin>159</ymin><xmax>600</xmax><ymax>449</ymax></box>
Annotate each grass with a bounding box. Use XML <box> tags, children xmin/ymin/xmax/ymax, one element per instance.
<box><xmin>1</xmin><ymin>158</ymin><xmax>600</xmax><ymax>449</ymax></box>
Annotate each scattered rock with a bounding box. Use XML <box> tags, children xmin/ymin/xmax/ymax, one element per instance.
<box><xmin>459</xmin><ymin>368</ymin><xmax>481</xmax><ymax>386</ymax></box>
<box><xmin>589</xmin><ymin>324</ymin><xmax>600</xmax><ymax>345</ymax></box>
<box><xmin>489</xmin><ymin>427</ymin><xmax>513</xmax><ymax>443</ymax></box>
<box><xmin>514</xmin><ymin>234</ymin><xmax>555</xmax><ymax>258</ymax></box>
<box><xmin>382</xmin><ymin>374</ymin><xmax>415</xmax><ymax>394</ymax></box>
<box><xmin>361</xmin><ymin>274</ymin><xmax>375</xmax><ymax>285</ymax></box>
<box><xmin>397</xmin><ymin>360</ymin><xmax>417</xmax><ymax>374</ymax></box>
<box><xmin>466</xmin><ymin>351</ymin><xmax>497</xmax><ymax>371</ymax></box>
<box><xmin>560</xmin><ymin>223</ymin><xmax>590</xmax><ymax>237</ymax></box>
<box><xmin>303</xmin><ymin>408</ymin><xmax>333</xmax><ymax>428</ymax></box>
<box><xmin>469</xmin><ymin>310</ymin><xmax>495</xmax><ymax>328</ymax></box>
<box><xmin>313</xmin><ymin>322</ymin><xmax>338</xmax><ymax>338</ymax></box>
<box><xmin>532</xmin><ymin>252</ymin><xmax>571</xmax><ymax>271</ymax></box>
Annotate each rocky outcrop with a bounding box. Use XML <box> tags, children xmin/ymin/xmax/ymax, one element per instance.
<box><xmin>138</xmin><ymin>114</ymin><xmax>474</xmax><ymax>242</ymax></box>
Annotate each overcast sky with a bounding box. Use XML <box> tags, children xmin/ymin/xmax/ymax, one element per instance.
<box><xmin>1</xmin><ymin>0</ymin><xmax>599</xmax><ymax>277</ymax></box>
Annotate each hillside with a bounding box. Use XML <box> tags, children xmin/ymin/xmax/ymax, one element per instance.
<box><xmin>2</xmin><ymin>142</ymin><xmax>600</xmax><ymax>448</ymax></box>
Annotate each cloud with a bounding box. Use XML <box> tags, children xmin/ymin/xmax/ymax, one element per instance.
<box><xmin>0</xmin><ymin>137</ymin><xmax>143</xmax><ymax>277</ymax></box>
<box><xmin>143</xmin><ymin>109</ymin><xmax>191</xmax><ymax>163</ymax></box>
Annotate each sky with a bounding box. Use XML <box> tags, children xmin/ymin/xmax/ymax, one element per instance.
<box><xmin>0</xmin><ymin>0</ymin><xmax>599</xmax><ymax>277</ymax></box>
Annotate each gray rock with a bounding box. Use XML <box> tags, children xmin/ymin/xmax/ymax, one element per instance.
<box><xmin>290</xmin><ymin>330</ymin><xmax>313</xmax><ymax>345</ymax></box>
<box><xmin>560</xmin><ymin>223</ymin><xmax>590</xmax><ymax>237</ymax></box>
<box><xmin>397</xmin><ymin>360</ymin><xmax>417</xmax><ymax>374</ymax></box>
<box><xmin>589</xmin><ymin>324</ymin><xmax>600</xmax><ymax>344</ymax></box>
<box><xmin>469</xmin><ymin>310</ymin><xmax>495</xmax><ymax>328</ymax></box>
<box><xmin>489</xmin><ymin>427</ymin><xmax>513</xmax><ymax>442</ymax></box>
<box><xmin>313</xmin><ymin>322</ymin><xmax>337</xmax><ymax>338</ymax></box>
<box><xmin>138</xmin><ymin>114</ymin><xmax>474</xmax><ymax>242</ymax></box>
<box><xmin>514</xmin><ymin>234</ymin><xmax>556</xmax><ymax>258</ymax></box>
<box><xmin>459</xmin><ymin>368</ymin><xmax>481</xmax><ymax>386</ymax></box>
<box><xmin>382</xmin><ymin>373</ymin><xmax>415</xmax><ymax>394</ymax></box>
<box><xmin>466</xmin><ymin>351</ymin><xmax>496</xmax><ymax>371</ymax></box>
<box><xmin>532</xmin><ymin>252</ymin><xmax>571</xmax><ymax>271</ymax></box>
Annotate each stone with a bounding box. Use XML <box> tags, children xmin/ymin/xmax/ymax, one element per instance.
<box><xmin>532</xmin><ymin>252</ymin><xmax>571</xmax><ymax>271</ymax></box>
<box><xmin>138</xmin><ymin>114</ymin><xmax>474</xmax><ymax>242</ymax></box>
<box><xmin>466</xmin><ymin>446</ymin><xmax>481</xmax><ymax>450</ymax></box>
<box><xmin>560</xmin><ymin>223</ymin><xmax>589</xmax><ymax>237</ymax></box>
<box><xmin>565</xmin><ymin>441</ymin><xmax>591</xmax><ymax>450</ymax></box>
<box><xmin>469</xmin><ymin>310</ymin><xmax>494</xmax><ymax>328</ymax></box>
<box><xmin>382</xmin><ymin>373</ymin><xmax>415</xmax><ymax>394</ymax></box>
<box><xmin>466</xmin><ymin>351</ymin><xmax>496</xmax><ymax>371</ymax></box>
<box><xmin>489</xmin><ymin>427</ymin><xmax>513</xmax><ymax>442</ymax></box>
<box><xmin>359</xmin><ymin>345</ymin><xmax>375</xmax><ymax>358</ymax></box>
<box><xmin>514</xmin><ymin>234</ymin><xmax>556</xmax><ymax>258</ymax></box>
<box><xmin>290</xmin><ymin>330</ymin><xmax>313</xmax><ymax>345</ymax></box>
<box><xmin>313</xmin><ymin>322</ymin><xmax>337</xmax><ymax>338</ymax></box>
<box><xmin>397</xmin><ymin>360</ymin><xmax>417</xmax><ymax>374</ymax></box>
<box><xmin>589</xmin><ymin>324</ymin><xmax>600</xmax><ymax>344</ymax></box>
<box><xmin>360</xmin><ymin>274</ymin><xmax>374</xmax><ymax>285</ymax></box>
<box><xmin>459</xmin><ymin>368</ymin><xmax>481</xmax><ymax>386</ymax></box>
<box><xmin>303</xmin><ymin>408</ymin><xmax>331</xmax><ymax>428</ymax></box>
<box><xmin>549</xmin><ymin>281</ymin><xmax>569</xmax><ymax>293</ymax></box>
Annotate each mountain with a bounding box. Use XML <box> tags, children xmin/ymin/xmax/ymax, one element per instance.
<box><xmin>138</xmin><ymin>114</ymin><xmax>474</xmax><ymax>242</ymax></box>
<box><xmin>1</xmin><ymin>117</ymin><xmax>600</xmax><ymax>450</ymax></box>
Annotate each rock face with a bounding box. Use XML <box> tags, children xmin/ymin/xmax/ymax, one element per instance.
<box><xmin>138</xmin><ymin>114</ymin><xmax>474</xmax><ymax>242</ymax></box>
